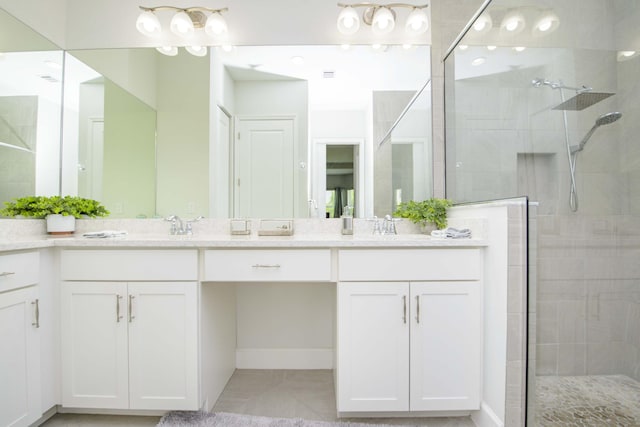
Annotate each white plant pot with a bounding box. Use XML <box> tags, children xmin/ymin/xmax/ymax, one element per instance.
<box><xmin>46</xmin><ymin>214</ymin><xmax>76</xmax><ymax>235</ymax></box>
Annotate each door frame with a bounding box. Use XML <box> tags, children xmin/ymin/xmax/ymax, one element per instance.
<box><xmin>311</xmin><ymin>138</ymin><xmax>365</xmax><ymax>219</ymax></box>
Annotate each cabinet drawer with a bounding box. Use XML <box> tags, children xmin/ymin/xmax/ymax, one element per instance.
<box><xmin>0</xmin><ymin>251</ymin><xmax>39</xmax><ymax>293</ymax></box>
<box><xmin>204</xmin><ymin>249</ymin><xmax>331</xmax><ymax>282</ymax></box>
<box><xmin>338</xmin><ymin>248</ymin><xmax>481</xmax><ymax>281</ymax></box>
<box><xmin>61</xmin><ymin>249</ymin><xmax>198</xmax><ymax>281</ymax></box>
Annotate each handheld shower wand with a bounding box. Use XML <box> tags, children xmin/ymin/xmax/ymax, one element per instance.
<box><xmin>570</xmin><ymin>112</ymin><xmax>623</xmax><ymax>154</ymax></box>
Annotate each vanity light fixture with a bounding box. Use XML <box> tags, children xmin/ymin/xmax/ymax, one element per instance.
<box><xmin>156</xmin><ymin>46</ymin><xmax>179</xmax><ymax>56</ymax></box>
<box><xmin>500</xmin><ymin>10</ymin><xmax>525</xmax><ymax>34</ymax></box>
<box><xmin>472</xmin><ymin>12</ymin><xmax>492</xmax><ymax>34</ymax></box>
<box><xmin>532</xmin><ymin>10</ymin><xmax>559</xmax><ymax>36</ymax></box>
<box><xmin>617</xmin><ymin>50</ymin><xmax>638</xmax><ymax>62</ymax></box>
<box><xmin>185</xmin><ymin>45</ymin><xmax>208</xmax><ymax>57</ymax></box>
<box><xmin>513</xmin><ymin>46</ymin><xmax>526</xmax><ymax>52</ymax></box>
<box><xmin>487</xmin><ymin>45</ymin><xmax>497</xmax><ymax>51</ymax></box>
<box><xmin>136</xmin><ymin>6</ymin><xmax>229</xmax><ymax>39</ymax></box>
<box><xmin>336</xmin><ymin>3</ymin><xmax>429</xmax><ymax>36</ymax></box>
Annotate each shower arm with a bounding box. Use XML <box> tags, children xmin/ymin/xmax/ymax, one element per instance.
<box><xmin>533</xmin><ymin>78</ymin><xmax>592</xmax><ymax>93</ymax></box>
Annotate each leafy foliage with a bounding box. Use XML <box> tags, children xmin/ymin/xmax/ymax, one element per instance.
<box><xmin>0</xmin><ymin>196</ymin><xmax>110</xmax><ymax>219</ymax></box>
<box><xmin>393</xmin><ymin>198</ymin><xmax>453</xmax><ymax>230</ymax></box>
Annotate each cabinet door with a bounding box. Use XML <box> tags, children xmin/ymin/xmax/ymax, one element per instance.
<box><xmin>128</xmin><ymin>282</ymin><xmax>198</xmax><ymax>410</ymax></box>
<box><xmin>410</xmin><ymin>282</ymin><xmax>481</xmax><ymax>411</ymax></box>
<box><xmin>61</xmin><ymin>282</ymin><xmax>129</xmax><ymax>409</ymax></box>
<box><xmin>337</xmin><ymin>282</ymin><xmax>409</xmax><ymax>412</ymax></box>
<box><xmin>0</xmin><ymin>287</ymin><xmax>40</xmax><ymax>427</ymax></box>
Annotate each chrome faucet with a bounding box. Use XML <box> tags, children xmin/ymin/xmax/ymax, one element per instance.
<box><xmin>165</xmin><ymin>215</ymin><xmax>203</xmax><ymax>235</ymax></box>
<box><xmin>370</xmin><ymin>215</ymin><xmax>398</xmax><ymax>235</ymax></box>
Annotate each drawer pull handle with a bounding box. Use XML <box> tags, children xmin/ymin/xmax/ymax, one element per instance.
<box><xmin>31</xmin><ymin>299</ymin><xmax>40</xmax><ymax>328</ymax></box>
<box><xmin>251</xmin><ymin>264</ymin><xmax>281</xmax><ymax>269</ymax></box>
<box><xmin>116</xmin><ymin>295</ymin><xmax>123</xmax><ymax>323</ymax></box>
<box><xmin>0</xmin><ymin>271</ymin><xmax>16</xmax><ymax>277</ymax></box>
<box><xmin>129</xmin><ymin>295</ymin><xmax>135</xmax><ymax>322</ymax></box>
<box><xmin>415</xmin><ymin>295</ymin><xmax>421</xmax><ymax>324</ymax></box>
<box><xmin>402</xmin><ymin>295</ymin><xmax>407</xmax><ymax>324</ymax></box>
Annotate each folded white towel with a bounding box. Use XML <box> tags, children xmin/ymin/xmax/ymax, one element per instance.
<box><xmin>82</xmin><ymin>230</ymin><xmax>128</xmax><ymax>238</ymax></box>
<box><xmin>431</xmin><ymin>227</ymin><xmax>471</xmax><ymax>239</ymax></box>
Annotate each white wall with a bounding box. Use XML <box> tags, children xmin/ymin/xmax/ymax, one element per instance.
<box><xmin>0</xmin><ymin>0</ymin><xmax>67</xmax><ymax>48</ymax></box>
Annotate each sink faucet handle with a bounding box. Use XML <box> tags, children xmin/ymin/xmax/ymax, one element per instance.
<box><xmin>164</xmin><ymin>215</ymin><xmax>184</xmax><ymax>235</ymax></box>
<box><xmin>184</xmin><ymin>216</ymin><xmax>204</xmax><ymax>236</ymax></box>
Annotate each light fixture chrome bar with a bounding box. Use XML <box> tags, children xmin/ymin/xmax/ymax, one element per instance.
<box><xmin>139</xmin><ymin>5</ymin><xmax>228</xmax><ymax>13</ymax></box>
<box><xmin>337</xmin><ymin>2</ymin><xmax>428</xmax><ymax>10</ymax></box>
<box><xmin>378</xmin><ymin>78</ymin><xmax>431</xmax><ymax>148</ymax></box>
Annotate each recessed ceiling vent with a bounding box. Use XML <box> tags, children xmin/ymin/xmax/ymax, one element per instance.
<box><xmin>38</xmin><ymin>74</ymin><xmax>60</xmax><ymax>83</ymax></box>
<box><xmin>322</xmin><ymin>70</ymin><xmax>336</xmax><ymax>79</ymax></box>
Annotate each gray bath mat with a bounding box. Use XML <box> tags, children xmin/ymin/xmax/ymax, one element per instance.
<box><xmin>157</xmin><ymin>412</ymin><xmax>415</xmax><ymax>427</ymax></box>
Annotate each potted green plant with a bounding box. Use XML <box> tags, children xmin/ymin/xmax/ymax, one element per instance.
<box><xmin>393</xmin><ymin>198</ymin><xmax>453</xmax><ymax>232</ymax></box>
<box><xmin>0</xmin><ymin>195</ymin><xmax>109</xmax><ymax>234</ymax></box>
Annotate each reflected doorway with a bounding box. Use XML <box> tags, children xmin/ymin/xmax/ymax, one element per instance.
<box><xmin>311</xmin><ymin>138</ymin><xmax>364</xmax><ymax>218</ymax></box>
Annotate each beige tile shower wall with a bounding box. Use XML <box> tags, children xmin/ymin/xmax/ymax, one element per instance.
<box><xmin>505</xmin><ymin>202</ymin><xmax>528</xmax><ymax>427</ymax></box>
<box><xmin>536</xmin><ymin>214</ymin><xmax>640</xmax><ymax>382</ymax></box>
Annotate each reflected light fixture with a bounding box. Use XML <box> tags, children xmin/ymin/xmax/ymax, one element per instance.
<box><xmin>487</xmin><ymin>45</ymin><xmax>497</xmax><ymax>51</ymax></box>
<box><xmin>185</xmin><ymin>45</ymin><xmax>207</xmax><ymax>57</ymax></box>
<box><xmin>501</xmin><ymin>10</ymin><xmax>525</xmax><ymax>34</ymax></box>
<box><xmin>337</xmin><ymin>3</ymin><xmax>429</xmax><ymax>36</ymax></box>
<box><xmin>532</xmin><ymin>10</ymin><xmax>559</xmax><ymax>36</ymax></box>
<box><xmin>472</xmin><ymin>12</ymin><xmax>492</xmax><ymax>34</ymax></box>
<box><xmin>137</xmin><ymin>5</ymin><xmax>229</xmax><ymax>40</ymax></box>
<box><xmin>156</xmin><ymin>46</ymin><xmax>179</xmax><ymax>56</ymax></box>
<box><xmin>617</xmin><ymin>50</ymin><xmax>638</xmax><ymax>62</ymax></box>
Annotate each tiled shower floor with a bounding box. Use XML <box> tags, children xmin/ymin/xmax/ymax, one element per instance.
<box><xmin>534</xmin><ymin>375</ymin><xmax>640</xmax><ymax>426</ymax></box>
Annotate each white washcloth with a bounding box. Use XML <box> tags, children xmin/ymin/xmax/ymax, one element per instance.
<box><xmin>431</xmin><ymin>227</ymin><xmax>471</xmax><ymax>239</ymax></box>
<box><xmin>82</xmin><ymin>230</ymin><xmax>128</xmax><ymax>238</ymax></box>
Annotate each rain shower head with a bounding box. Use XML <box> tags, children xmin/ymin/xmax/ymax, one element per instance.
<box><xmin>552</xmin><ymin>92</ymin><xmax>614</xmax><ymax>111</ymax></box>
<box><xmin>571</xmin><ymin>112</ymin><xmax>623</xmax><ymax>154</ymax></box>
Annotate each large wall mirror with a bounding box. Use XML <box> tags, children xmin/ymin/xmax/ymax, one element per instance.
<box><xmin>0</xmin><ymin>9</ymin><xmax>63</xmax><ymax>206</ymax></box>
<box><xmin>1</xmin><ymin>7</ymin><xmax>433</xmax><ymax>220</ymax></box>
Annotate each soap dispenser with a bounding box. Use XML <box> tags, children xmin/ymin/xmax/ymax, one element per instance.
<box><xmin>341</xmin><ymin>205</ymin><xmax>354</xmax><ymax>235</ymax></box>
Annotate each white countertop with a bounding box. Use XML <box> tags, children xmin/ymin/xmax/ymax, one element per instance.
<box><xmin>0</xmin><ymin>233</ymin><xmax>487</xmax><ymax>252</ymax></box>
<box><xmin>0</xmin><ymin>217</ymin><xmax>487</xmax><ymax>252</ymax></box>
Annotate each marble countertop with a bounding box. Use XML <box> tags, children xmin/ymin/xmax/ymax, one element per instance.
<box><xmin>0</xmin><ymin>217</ymin><xmax>487</xmax><ymax>252</ymax></box>
<box><xmin>0</xmin><ymin>233</ymin><xmax>486</xmax><ymax>252</ymax></box>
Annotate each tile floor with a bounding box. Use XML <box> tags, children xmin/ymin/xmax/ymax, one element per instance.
<box><xmin>41</xmin><ymin>369</ymin><xmax>475</xmax><ymax>427</ymax></box>
<box><xmin>534</xmin><ymin>375</ymin><xmax>640</xmax><ymax>426</ymax></box>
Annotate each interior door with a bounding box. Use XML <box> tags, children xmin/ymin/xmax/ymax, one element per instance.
<box><xmin>211</xmin><ymin>107</ymin><xmax>231</xmax><ymax>217</ymax></box>
<box><xmin>234</xmin><ymin>118</ymin><xmax>295</xmax><ymax>218</ymax></box>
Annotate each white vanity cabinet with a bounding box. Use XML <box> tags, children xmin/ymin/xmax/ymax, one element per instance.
<box><xmin>60</xmin><ymin>249</ymin><xmax>199</xmax><ymax>411</ymax></box>
<box><xmin>336</xmin><ymin>248</ymin><xmax>482</xmax><ymax>414</ymax></box>
<box><xmin>0</xmin><ymin>251</ymin><xmax>41</xmax><ymax>427</ymax></box>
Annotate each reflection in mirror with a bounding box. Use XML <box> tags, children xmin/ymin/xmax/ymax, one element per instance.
<box><xmin>373</xmin><ymin>80</ymin><xmax>432</xmax><ymax>216</ymax></box>
<box><xmin>390</xmin><ymin>80</ymin><xmax>432</xmax><ymax>210</ymax></box>
<box><xmin>56</xmin><ymin>45</ymin><xmax>430</xmax><ymax>219</ymax></box>
<box><xmin>0</xmin><ymin>8</ymin><xmax>63</xmax><ymax>209</ymax></box>
<box><xmin>62</xmin><ymin>51</ymin><xmax>157</xmax><ymax>218</ymax></box>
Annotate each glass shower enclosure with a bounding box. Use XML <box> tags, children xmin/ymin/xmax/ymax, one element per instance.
<box><xmin>444</xmin><ymin>0</ymin><xmax>640</xmax><ymax>425</ymax></box>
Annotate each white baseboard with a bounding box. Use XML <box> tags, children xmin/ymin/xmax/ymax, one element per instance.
<box><xmin>236</xmin><ymin>348</ymin><xmax>333</xmax><ymax>369</ymax></box>
<box><xmin>471</xmin><ymin>402</ymin><xmax>504</xmax><ymax>427</ymax></box>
